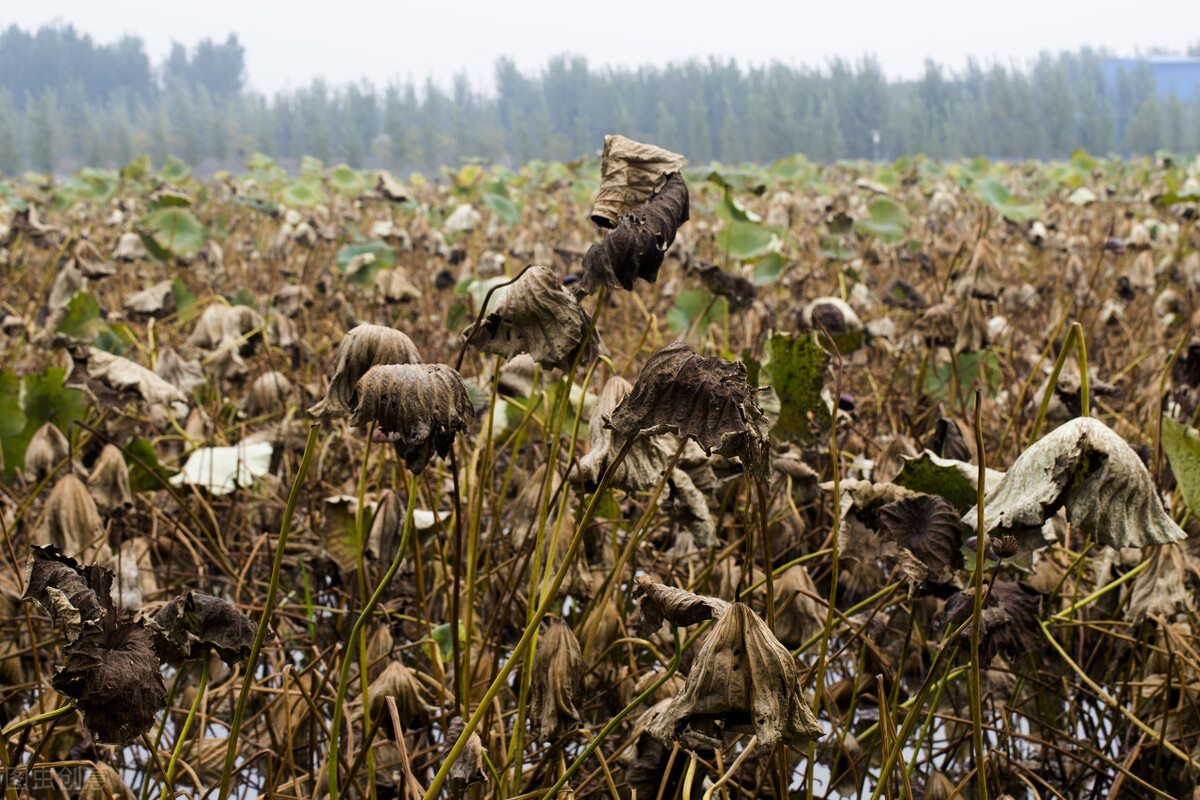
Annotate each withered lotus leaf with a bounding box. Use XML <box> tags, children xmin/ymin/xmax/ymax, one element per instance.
<box><xmin>634</xmin><ymin>575</ymin><xmax>731</xmax><ymax>637</ymax></box>
<box><xmin>155</xmin><ymin>347</ymin><xmax>206</xmax><ymax>394</ymax></box>
<box><xmin>579</xmin><ymin>172</ymin><xmax>690</xmax><ymax>294</ymax></box>
<box><xmin>529</xmin><ymin>617</ymin><xmax>584</xmax><ymax>741</ymax></box>
<box><xmin>86</xmin><ymin>347</ymin><xmax>189</xmax><ymax>412</ymax></box>
<box><xmin>463</xmin><ymin>265</ymin><xmax>604</xmax><ymax>371</ymax></box>
<box><xmin>349</xmin><ymin>363</ymin><xmax>473</xmax><ymax>474</ymax></box>
<box><xmin>87</xmin><ymin>444</ymin><xmax>133</xmax><ymax>516</ymax></box>
<box><xmin>24</xmin><ymin>421</ymin><xmax>70</xmax><ymax>483</ymax></box>
<box><xmin>963</xmin><ymin>417</ymin><xmax>1185</xmax><ymax>551</ymax></box>
<box><xmin>773</xmin><ymin>565</ymin><xmax>825</xmax><ymax>649</ymax></box>
<box><xmin>648</xmin><ymin>603</ymin><xmax>823</xmax><ymax>749</ymax></box>
<box><xmin>607</xmin><ymin>341</ymin><xmax>771</xmax><ymax>483</ymax></box>
<box><xmin>1126</xmin><ymin>544</ymin><xmax>1196</xmax><ymax>624</ymax></box>
<box><xmin>590</xmin><ymin>134</ymin><xmax>686</xmax><ymax>228</ymax></box>
<box><xmin>35</xmin><ymin>474</ymin><xmax>109</xmax><ymax>562</ymax></box>
<box><xmin>685</xmin><ymin>257</ymin><xmax>756</xmax><ymax>312</ymax></box>
<box><xmin>935</xmin><ymin>581</ymin><xmax>1043</xmax><ymax>664</ymax></box>
<box><xmin>308</xmin><ymin>323</ymin><xmax>421</xmax><ymax>418</ymax></box>
<box><xmin>581</xmin><ymin>375</ymin><xmax>681</xmax><ymax>493</ymax></box>
<box><xmin>123</xmin><ymin>280</ymin><xmax>175</xmax><ymax>317</ymax></box>
<box><xmin>447</xmin><ymin>715</ymin><xmax>487</xmax><ymax>791</ymax></box>
<box><xmin>348</xmin><ymin>659</ymin><xmax>437</xmax><ymax>731</ymax></box>
<box><xmin>187</xmin><ymin>304</ymin><xmax>264</xmax><ymax>353</ymax></box>
<box><xmin>22</xmin><ymin>546</ymin><xmax>107</xmax><ymax>643</ymax></box>
<box><xmin>954</xmin><ymin>240</ymin><xmax>1005</xmax><ymax>301</ymax></box>
<box><xmin>80</xmin><ymin>762</ymin><xmax>136</xmax><ymax>800</ymax></box>
<box><xmin>877</xmin><ymin>494</ymin><xmax>965</xmax><ymax>593</ymax></box>
<box><xmin>149</xmin><ymin>589</ymin><xmax>259</xmax><ymax>666</ymax></box>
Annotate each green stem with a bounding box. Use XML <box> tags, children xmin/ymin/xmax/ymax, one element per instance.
<box><xmin>968</xmin><ymin>390</ymin><xmax>989</xmax><ymax>800</ymax></box>
<box><xmin>217</xmin><ymin>423</ymin><xmax>320</xmax><ymax>800</ymax></box>
<box><xmin>158</xmin><ymin>657</ymin><xmax>209</xmax><ymax>800</ymax></box>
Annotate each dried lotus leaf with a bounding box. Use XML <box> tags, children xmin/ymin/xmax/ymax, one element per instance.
<box><xmin>447</xmin><ymin>716</ymin><xmax>487</xmax><ymax>790</ymax></box>
<box><xmin>935</xmin><ymin>581</ymin><xmax>1043</xmax><ymax>664</ymax></box>
<box><xmin>634</xmin><ymin>575</ymin><xmax>730</xmax><ymax>636</ymax></box>
<box><xmin>86</xmin><ymin>347</ymin><xmax>189</xmax><ymax>410</ymax></box>
<box><xmin>590</xmin><ymin>134</ymin><xmax>686</xmax><ymax>228</ymax></box>
<box><xmin>123</xmin><ymin>280</ymin><xmax>176</xmax><ymax>317</ymax></box>
<box><xmin>308</xmin><ymin>323</ymin><xmax>421</xmax><ymax>418</ymax></box>
<box><xmin>463</xmin><ymin>265</ymin><xmax>604</xmax><ymax>371</ymax></box>
<box><xmin>35</xmin><ymin>474</ymin><xmax>109</xmax><ymax>562</ymax></box>
<box><xmin>349</xmin><ymin>363</ymin><xmax>473</xmax><ymax>474</ymax></box>
<box><xmin>87</xmin><ymin>444</ymin><xmax>132</xmax><ymax>516</ymax></box>
<box><xmin>607</xmin><ymin>340</ymin><xmax>770</xmax><ymax>483</ymax></box>
<box><xmin>579</xmin><ymin>172</ymin><xmax>690</xmax><ymax>294</ymax></box>
<box><xmin>647</xmin><ymin>603</ymin><xmax>822</xmax><ymax>749</ymax></box>
<box><xmin>155</xmin><ymin>347</ymin><xmax>206</xmax><ymax>394</ymax></box>
<box><xmin>877</xmin><ymin>494</ymin><xmax>965</xmax><ymax>593</ymax></box>
<box><xmin>149</xmin><ymin>589</ymin><xmax>259</xmax><ymax>666</ymax></box>
<box><xmin>529</xmin><ymin>618</ymin><xmax>584</xmax><ymax>741</ymax></box>
<box><xmin>964</xmin><ymin>417</ymin><xmax>1185</xmax><ymax>551</ymax></box>
<box><xmin>1126</xmin><ymin>544</ymin><xmax>1197</xmax><ymax>624</ymax></box>
<box><xmin>22</xmin><ymin>546</ymin><xmax>107</xmax><ymax>643</ymax></box>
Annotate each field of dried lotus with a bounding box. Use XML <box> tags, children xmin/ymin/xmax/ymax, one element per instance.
<box><xmin>2</xmin><ymin>138</ymin><xmax>1200</xmax><ymax>800</ymax></box>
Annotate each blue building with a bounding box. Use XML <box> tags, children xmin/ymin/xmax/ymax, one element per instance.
<box><xmin>1102</xmin><ymin>56</ymin><xmax>1200</xmax><ymax>101</ymax></box>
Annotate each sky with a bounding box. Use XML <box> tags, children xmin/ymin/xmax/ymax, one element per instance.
<box><xmin>7</xmin><ymin>0</ymin><xmax>1199</xmax><ymax>94</ymax></box>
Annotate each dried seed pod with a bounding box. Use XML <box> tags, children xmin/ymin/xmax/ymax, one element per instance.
<box><xmin>579</xmin><ymin>172</ymin><xmax>690</xmax><ymax>294</ymax></box>
<box><xmin>308</xmin><ymin>323</ymin><xmax>421</xmax><ymax>418</ymax></box>
<box><xmin>607</xmin><ymin>340</ymin><xmax>771</xmax><ymax>483</ymax></box>
<box><xmin>239</xmin><ymin>371</ymin><xmax>294</xmax><ymax>417</ymax></box>
<box><xmin>349</xmin><ymin>363</ymin><xmax>473</xmax><ymax>474</ymax></box>
<box><xmin>87</xmin><ymin>444</ymin><xmax>133</xmax><ymax>516</ymax></box>
<box><xmin>964</xmin><ymin>417</ymin><xmax>1186</xmax><ymax>551</ymax></box>
<box><xmin>36</xmin><ymin>474</ymin><xmax>108</xmax><ymax>562</ymax></box>
<box><xmin>463</xmin><ymin>266</ymin><xmax>604</xmax><ymax>371</ymax></box>
<box><xmin>648</xmin><ymin>602</ymin><xmax>823</xmax><ymax>749</ymax></box>
<box><xmin>634</xmin><ymin>575</ymin><xmax>730</xmax><ymax>637</ymax></box>
<box><xmin>148</xmin><ymin>589</ymin><xmax>259</xmax><ymax>666</ymax></box>
<box><xmin>877</xmin><ymin>494</ymin><xmax>965</xmax><ymax>595</ymax></box>
<box><xmin>447</xmin><ymin>716</ymin><xmax>487</xmax><ymax>791</ymax></box>
<box><xmin>24</xmin><ymin>421</ymin><xmax>70</xmax><ymax>482</ymax></box>
<box><xmin>155</xmin><ymin>347</ymin><xmax>206</xmax><ymax>394</ymax></box>
<box><xmin>590</xmin><ymin>134</ymin><xmax>686</xmax><ymax>228</ymax></box>
<box><xmin>529</xmin><ymin>618</ymin><xmax>584</xmax><ymax>741</ymax></box>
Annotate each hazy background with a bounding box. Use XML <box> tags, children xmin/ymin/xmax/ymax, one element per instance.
<box><xmin>1</xmin><ymin>0</ymin><xmax>1198</xmax><ymax>174</ymax></box>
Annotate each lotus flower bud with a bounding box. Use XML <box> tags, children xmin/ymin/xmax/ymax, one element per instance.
<box><xmin>24</xmin><ymin>422</ymin><xmax>70</xmax><ymax>482</ymax></box>
<box><xmin>87</xmin><ymin>444</ymin><xmax>133</xmax><ymax>517</ymax></box>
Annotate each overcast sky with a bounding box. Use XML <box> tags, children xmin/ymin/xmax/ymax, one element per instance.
<box><xmin>8</xmin><ymin>0</ymin><xmax>1199</xmax><ymax>94</ymax></box>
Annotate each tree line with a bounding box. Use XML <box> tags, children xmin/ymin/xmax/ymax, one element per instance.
<box><xmin>0</xmin><ymin>23</ymin><xmax>1198</xmax><ymax>177</ymax></box>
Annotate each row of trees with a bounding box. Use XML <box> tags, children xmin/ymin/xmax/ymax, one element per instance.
<box><xmin>0</xmin><ymin>31</ymin><xmax>1197</xmax><ymax>176</ymax></box>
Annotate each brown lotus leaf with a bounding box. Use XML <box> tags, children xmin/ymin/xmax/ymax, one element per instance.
<box><xmin>187</xmin><ymin>303</ymin><xmax>265</xmax><ymax>353</ymax></box>
<box><xmin>149</xmin><ymin>589</ymin><xmax>259</xmax><ymax>666</ymax></box>
<box><xmin>508</xmin><ymin>464</ymin><xmax>563</xmax><ymax>549</ymax></box>
<box><xmin>823</xmin><ymin>479</ymin><xmax>917</xmax><ymax>525</ymax></box>
<box><xmin>308</xmin><ymin>323</ymin><xmax>421</xmax><ymax>418</ymax></box>
<box><xmin>112</xmin><ymin>537</ymin><xmax>156</xmax><ymax>612</ymax></box>
<box><xmin>47</xmin><ymin>259</ymin><xmax>86</xmax><ymax>313</ymax></box>
<box><xmin>123</xmin><ymin>280</ymin><xmax>176</xmax><ymax>317</ymax></box>
<box><xmin>348</xmin><ymin>659</ymin><xmax>437</xmax><ymax>734</ymax></box>
<box><xmin>87</xmin><ymin>347</ymin><xmax>189</xmax><ymax>412</ymax></box>
<box><xmin>239</xmin><ymin>371</ymin><xmax>294</xmax><ymax>417</ymax></box>
<box><xmin>873</xmin><ymin>435</ymin><xmax>918</xmax><ymax>483</ymax></box>
<box><xmin>634</xmin><ymin>575</ymin><xmax>731</xmax><ymax>637</ymax></box>
<box><xmin>377</xmin><ymin>170</ymin><xmax>410</xmax><ymax>202</ymax></box>
<box><xmin>22</xmin><ymin>546</ymin><xmax>108</xmax><ymax>643</ymax></box>
<box><xmin>1029</xmin><ymin>367</ymin><xmax>1119</xmax><ymax>423</ymax></box>
<box><xmin>36</xmin><ymin>474</ymin><xmax>109</xmax><ymax>562</ymax></box>
<box><xmin>632</xmin><ymin>668</ymin><xmax>686</xmax><ymax>705</ymax></box>
<box><xmin>72</xmin><ymin>239</ymin><xmax>117</xmax><ymax>278</ymax></box>
<box><xmin>155</xmin><ymin>347</ymin><xmax>206</xmax><ymax>394</ymax></box>
<box><xmin>648</xmin><ymin>602</ymin><xmax>823</xmax><ymax>749</ymax></box>
<box><xmin>11</xmin><ymin>206</ymin><xmax>63</xmax><ymax>247</ymax></box>
<box><xmin>662</xmin><ymin>467</ymin><xmax>718</xmax><ymax>548</ymax></box>
<box><xmin>349</xmin><ymin>363</ymin><xmax>473</xmax><ymax>474</ymax></box>
<box><xmin>590</xmin><ymin>134</ymin><xmax>686</xmax><ymax>228</ymax></box>
<box><xmin>374</xmin><ymin>267</ymin><xmax>421</xmax><ymax>304</ymax></box>
<box><xmin>607</xmin><ymin>340</ymin><xmax>770</xmax><ymax>483</ymax></box>
<box><xmin>935</xmin><ymin>580</ymin><xmax>1043</xmax><ymax>664</ymax></box>
<box><xmin>206</xmin><ymin>347</ymin><xmax>251</xmax><ymax>383</ymax></box>
<box><xmin>919</xmin><ymin>301</ymin><xmax>957</xmax><ymax>347</ymax></box>
<box><xmin>628</xmin><ymin>700</ymin><xmax>707</xmax><ymax>799</ymax></box>
<box><xmin>954</xmin><ymin>239</ymin><xmax>1004</xmax><ymax>300</ymax></box>
<box><xmin>447</xmin><ymin>715</ymin><xmax>487</xmax><ymax>791</ymax></box>
<box><xmin>773</xmin><ymin>564</ymin><xmax>825</xmax><ymax>649</ymax></box>
<box><xmin>24</xmin><ymin>421</ymin><xmax>70</xmax><ymax>483</ymax></box>
<box><xmin>801</xmin><ymin>297</ymin><xmax>863</xmax><ymax>341</ymax></box>
<box><xmin>79</xmin><ymin>762</ymin><xmax>136</xmax><ymax>800</ymax></box>
<box><xmin>964</xmin><ymin>417</ymin><xmax>1186</xmax><ymax>551</ymax></box>
<box><xmin>87</xmin><ymin>444</ymin><xmax>132</xmax><ymax>516</ymax></box>
<box><xmin>954</xmin><ymin>298</ymin><xmax>987</xmax><ymax>353</ymax></box>
<box><xmin>464</xmin><ymin>266</ymin><xmax>604</xmax><ymax>372</ymax></box>
<box><xmin>883</xmin><ymin>278</ymin><xmax>927</xmax><ymax>310</ymax></box>
<box><xmin>1126</xmin><ymin>544</ymin><xmax>1197</xmax><ymax>624</ymax></box>
<box><xmin>685</xmin><ymin>257</ymin><xmax>756</xmax><ymax>312</ymax></box>
<box><xmin>877</xmin><ymin>494</ymin><xmax>965</xmax><ymax>593</ymax></box>
<box><xmin>579</xmin><ymin>172</ymin><xmax>690</xmax><ymax>294</ymax></box>
<box><xmin>928</xmin><ymin>417</ymin><xmax>972</xmax><ymax>461</ymax></box>
<box><xmin>273</xmin><ymin>284</ymin><xmax>315</xmax><ymax>317</ymax></box>
<box><xmin>112</xmin><ymin>232</ymin><xmax>147</xmax><ymax>261</ymax></box>
<box><xmin>366</xmin><ymin>488</ymin><xmax>405</xmax><ymax>562</ymax></box>
<box><xmin>529</xmin><ymin>617</ymin><xmax>584</xmax><ymax>741</ymax></box>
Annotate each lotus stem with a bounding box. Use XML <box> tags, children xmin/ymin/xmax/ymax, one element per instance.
<box><xmin>158</xmin><ymin>656</ymin><xmax>208</xmax><ymax>800</ymax></box>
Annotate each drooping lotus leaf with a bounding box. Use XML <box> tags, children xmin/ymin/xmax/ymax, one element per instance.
<box><xmin>85</xmin><ymin>347</ymin><xmax>189</xmax><ymax>412</ymax></box>
<box><xmin>877</xmin><ymin>494</ymin><xmax>965</xmax><ymax>593</ymax></box>
<box><xmin>964</xmin><ymin>417</ymin><xmax>1185</xmax><ymax>551</ymax></box>
<box><xmin>936</xmin><ymin>580</ymin><xmax>1044</xmax><ymax>664</ymax></box>
<box><xmin>590</xmin><ymin>135</ymin><xmax>685</xmax><ymax>228</ymax></box>
<box><xmin>307</xmin><ymin>324</ymin><xmax>421</xmax><ymax>418</ymax></box>
<box><xmin>528</xmin><ymin>618</ymin><xmax>584</xmax><ymax>742</ymax></box>
<box><xmin>462</xmin><ymin>265</ymin><xmax>604</xmax><ymax>371</ymax></box>
<box><xmin>149</xmin><ymin>589</ymin><xmax>259</xmax><ymax>666</ymax></box>
<box><xmin>22</xmin><ymin>546</ymin><xmax>107</xmax><ymax>643</ymax></box>
<box><xmin>647</xmin><ymin>603</ymin><xmax>823</xmax><ymax>750</ymax></box>
<box><xmin>634</xmin><ymin>575</ymin><xmax>731</xmax><ymax>637</ymax></box>
<box><xmin>684</xmin><ymin>258</ymin><xmax>756</xmax><ymax>312</ymax></box>
<box><xmin>349</xmin><ymin>363</ymin><xmax>474</xmax><ymax>474</ymax></box>
<box><xmin>578</xmin><ymin>172</ymin><xmax>690</xmax><ymax>295</ymax></box>
<box><xmin>607</xmin><ymin>341</ymin><xmax>770</xmax><ymax>483</ymax></box>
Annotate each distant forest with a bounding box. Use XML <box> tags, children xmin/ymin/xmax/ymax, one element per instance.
<box><xmin>1</xmin><ymin>24</ymin><xmax>1199</xmax><ymax>176</ymax></box>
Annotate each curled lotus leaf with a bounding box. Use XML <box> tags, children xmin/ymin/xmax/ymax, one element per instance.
<box><xmin>590</xmin><ymin>134</ymin><xmax>686</xmax><ymax>228</ymax></box>
<box><xmin>684</xmin><ymin>257</ymin><xmax>756</xmax><ymax>312</ymax></box>
<box><xmin>447</xmin><ymin>715</ymin><xmax>487</xmax><ymax>791</ymax></box>
<box><xmin>308</xmin><ymin>324</ymin><xmax>421</xmax><ymax>418</ymax></box>
<box><xmin>463</xmin><ymin>265</ymin><xmax>604</xmax><ymax>371</ymax></box>
<box><xmin>607</xmin><ymin>341</ymin><xmax>770</xmax><ymax>483</ymax></box>
<box><xmin>22</xmin><ymin>546</ymin><xmax>107</xmax><ymax>644</ymax></box>
<box><xmin>936</xmin><ymin>581</ymin><xmax>1044</xmax><ymax>664</ymax></box>
<box><xmin>349</xmin><ymin>363</ymin><xmax>474</xmax><ymax>474</ymax></box>
<box><xmin>149</xmin><ymin>589</ymin><xmax>260</xmax><ymax>666</ymax></box>
<box><xmin>579</xmin><ymin>172</ymin><xmax>690</xmax><ymax>295</ymax></box>
<box><xmin>634</xmin><ymin>575</ymin><xmax>731</xmax><ymax>637</ymax></box>
<box><xmin>877</xmin><ymin>494</ymin><xmax>965</xmax><ymax>593</ymax></box>
<box><xmin>86</xmin><ymin>347</ymin><xmax>189</xmax><ymax>412</ymax></box>
<box><xmin>529</xmin><ymin>618</ymin><xmax>584</xmax><ymax>742</ymax></box>
<box><xmin>1126</xmin><ymin>544</ymin><xmax>1197</xmax><ymax>624</ymax></box>
<box><xmin>963</xmin><ymin>417</ymin><xmax>1185</xmax><ymax>551</ymax></box>
<box><xmin>647</xmin><ymin>602</ymin><xmax>823</xmax><ymax>750</ymax></box>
